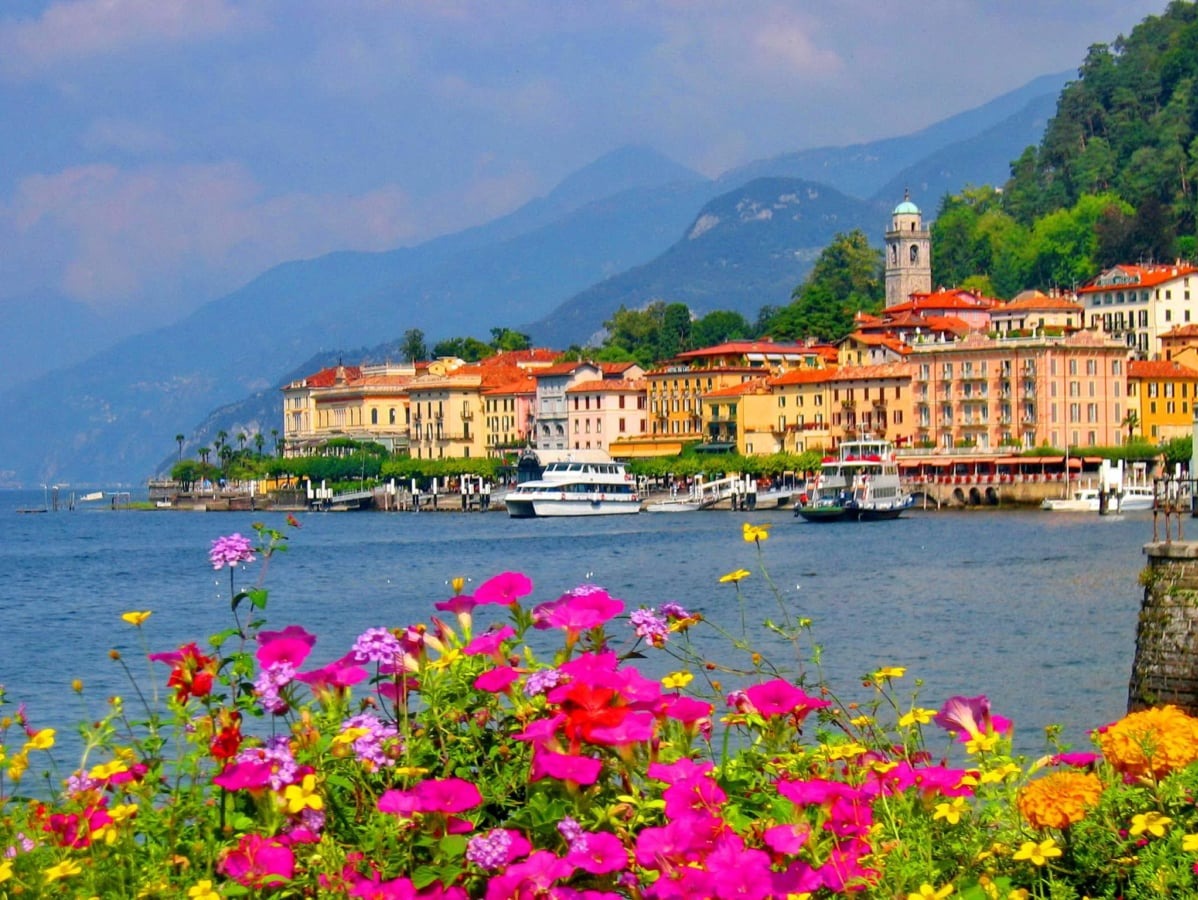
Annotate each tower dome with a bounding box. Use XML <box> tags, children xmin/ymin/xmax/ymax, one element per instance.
<box><xmin>892</xmin><ymin>188</ymin><xmax>920</xmax><ymax>216</ymax></box>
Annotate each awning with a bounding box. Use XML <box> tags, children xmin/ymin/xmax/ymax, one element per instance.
<box><xmin>898</xmin><ymin>460</ymin><xmax>921</xmax><ymax>468</ymax></box>
<box><xmin>993</xmin><ymin>457</ymin><xmax>1025</xmax><ymax>465</ymax></box>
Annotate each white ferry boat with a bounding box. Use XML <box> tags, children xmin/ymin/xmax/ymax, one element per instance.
<box><xmin>794</xmin><ymin>438</ymin><xmax>913</xmax><ymax>522</ymax></box>
<box><xmin>504</xmin><ymin>456</ymin><xmax>641</xmax><ymax>518</ymax></box>
<box><xmin>1041</xmin><ymin>483</ymin><xmax>1155</xmax><ymax>512</ymax></box>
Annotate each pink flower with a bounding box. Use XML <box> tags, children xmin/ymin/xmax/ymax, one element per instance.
<box><xmin>484</xmin><ymin>850</ymin><xmax>574</xmax><ymax>900</ymax></box>
<box><xmin>213</xmin><ymin>760</ymin><xmax>274</xmax><ymax>792</ymax></box>
<box><xmin>257</xmin><ymin>625</ymin><xmax>316</xmax><ymax>668</ymax></box>
<box><xmin>378</xmin><ymin>789</ymin><xmax>422</xmax><ymax>818</ymax></box>
<box><xmin>533</xmin><ymin>586</ymin><xmax>624</xmax><ymax>636</ymax></box>
<box><xmin>414</xmin><ymin>777</ymin><xmax>483</xmax><ymax>814</ymax></box>
<box><xmin>218</xmin><ymin>833</ymin><xmax>295</xmax><ymax>888</ymax></box>
<box><xmin>473</xmin><ymin>571</ymin><xmax>533</xmax><ymax>606</ymax></box>
<box><xmin>743</xmin><ymin>679</ymin><xmax>830</xmax><ymax>720</ymax></box>
<box><xmin>764</xmin><ymin>823</ymin><xmax>810</xmax><ymax>855</ymax></box>
<box><xmin>295</xmin><ymin>655</ymin><xmax>368</xmax><ymax>694</ymax></box>
<box><xmin>933</xmin><ymin>695</ymin><xmax>1012</xmax><ymax>743</ymax></box>
<box><xmin>567</xmin><ymin>830</ymin><xmax>628</xmax><ymax>875</ymax></box>
<box><xmin>530</xmin><ymin>746</ymin><xmax>603</xmax><ymax>785</ymax></box>
<box><xmin>209</xmin><ymin>533</ymin><xmax>256</xmax><ymax>569</ymax></box>
<box><xmin>463</xmin><ymin>626</ymin><xmax>517</xmax><ymax>659</ymax></box>
<box><xmin>474</xmin><ymin>666</ymin><xmax>521</xmax><ymax>693</ymax></box>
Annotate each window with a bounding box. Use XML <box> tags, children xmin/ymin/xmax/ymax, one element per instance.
<box><xmin>371</xmin><ymin>409</ymin><xmax>378</xmax><ymax>425</ymax></box>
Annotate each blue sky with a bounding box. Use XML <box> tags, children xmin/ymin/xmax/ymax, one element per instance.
<box><xmin>0</xmin><ymin>0</ymin><xmax>1170</xmax><ymax>324</ymax></box>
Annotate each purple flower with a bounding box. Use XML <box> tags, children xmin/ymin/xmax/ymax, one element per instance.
<box><xmin>254</xmin><ymin>661</ymin><xmax>296</xmax><ymax>715</ymax></box>
<box><xmin>524</xmin><ymin>668</ymin><xmax>565</xmax><ymax>697</ymax></box>
<box><xmin>234</xmin><ymin>734</ymin><xmax>297</xmax><ymax>791</ymax></box>
<box><xmin>630</xmin><ymin>608</ymin><xmax>669</xmax><ymax>646</ymax></box>
<box><xmin>351</xmin><ymin>627</ymin><xmax>404</xmax><ymax>664</ymax></box>
<box><xmin>209</xmin><ymin>533</ymin><xmax>256</xmax><ymax>570</ymax></box>
<box><xmin>659</xmin><ymin>602</ymin><xmax>692</xmax><ymax>620</ymax></box>
<box><xmin>467</xmin><ymin>828</ymin><xmax>531</xmax><ymax>871</ymax></box>
<box><xmin>341</xmin><ymin>712</ymin><xmax>401</xmax><ymax>771</ymax></box>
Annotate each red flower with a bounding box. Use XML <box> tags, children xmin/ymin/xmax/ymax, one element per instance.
<box><xmin>560</xmin><ymin>682</ymin><xmax>629</xmax><ymax>747</ymax></box>
<box><xmin>149</xmin><ymin>643</ymin><xmax>217</xmax><ymax>703</ymax></box>
<box><xmin>210</xmin><ymin>710</ymin><xmax>243</xmax><ymax>760</ymax></box>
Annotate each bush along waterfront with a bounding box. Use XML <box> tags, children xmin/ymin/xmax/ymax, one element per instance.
<box><xmin>4</xmin><ymin>522</ymin><xmax>1198</xmax><ymax>897</ymax></box>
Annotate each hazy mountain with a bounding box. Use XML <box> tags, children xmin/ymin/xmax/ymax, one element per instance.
<box><xmin>0</xmin><ymin>76</ymin><xmax>1066</xmax><ymax>487</ymax></box>
<box><xmin>0</xmin><ymin>291</ymin><xmax>133</xmax><ymax>387</ymax></box>
<box><xmin>527</xmin><ymin>178</ymin><xmax>879</xmax><ymax>348</ymax></box>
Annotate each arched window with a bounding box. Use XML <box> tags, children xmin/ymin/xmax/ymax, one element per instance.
<box><xmin>371</xmin><ymin>408</ymin><xmax>378</xmax><ymax>425</ymax></box>
<box><xmin>910</xmin><ymin>245</ymin><xmax>919</xmax><ymax>264</ymax></box>
<box><xmin>389</xmin><ymin>408</ymin><xmax>396</xmax><ymax>425</ymax></box>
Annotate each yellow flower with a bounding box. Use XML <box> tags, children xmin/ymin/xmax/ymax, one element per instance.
<box><xmin>742</xmin><ymin>522</ymin><xmax>770</xmax><ymax>543</ymax></box>
<box><xmin>44</xmin><ymin>859</ymin><xmax>83</xmax><ymax>882</ymax></box>
<box><xmin>850</xmin><ymin>714</ymin><xmax>872</xmax><ymax>728</ymax></box>
<box><xmin>332</xmin><ymin>727</ymin><xmax>370</xmax><ymax>747</ymax></box>
<box><xmin>88</xmin><ymin>759</ymin><xmax>129</xmax><ymax>781</ymax></box>
<box><xmin>907</xmin><ymin>884</ymin><xmax>953</xmax><ymax>900</ymax></box>
<box><xmin>1095</xmin><ymin>705</ymin><xmax>1198</xmax><ymax>780</ymax></box>
<box><xmin>898</xmin><ymin>707</ymin><xmax>937</xmax><ymax>728</ymax></box>
<box><xmin>1013</xmin><ymin>838</ymin><xmax>1062</xmax><ymax>866</ymax></box>
<box><xmin>188</xmin><ymin>879</ymin><xmax>221</xmax><ymax>900</ymax></box>
<box><xmin>661</xmin><ymin>671</ymin><xmax>693</xmax><ymax>690</ymax></box>
<box><xmin>449</xmin><ymin>576</ymin><xmax>467</xmax><ymax>595</ymax></box>
<box><xmin>820</xmin><ymin>742</ymin><xmax>868</xmax><ymax>761</ymax></box>
<box><xmin>719</xmin><ymin>568</ymin><xmax>751</xmax><ymax>584</ymax></box>
<box><xmin>121</xmin><ymin>610</ymin><xmax>152</xmax><ymax>626</ymax></box>
<box><xmin>0</xmin><ymin>858</ymin><xmax>11</xmax><ymax>882</ymax></box>
<box><xmin>979</xmin><ymin>762</ymin><xmax>1021</xmax><ymax>784</ymax></box>
<box><xmin>25</xmin><ymin>728</ymin><xmax>55</xmax><ymax>751</ymax></box>
<box><xmin>933</xmin><ymin>796</ymin><xmax>968</xmax><ymax>825</ymax></box>
<box><xmin>1129</xmin><ymin>811</ymin><xmax>1172</xmax><ymax>838</ymax></box>
<box><xmin>1182</xmin><ymin>832</ymin><xmax>1198</xmax><ymax>852</ymax></box>
<box><xmin>965</xmin><ymin>731</ymin><xmax>999</xmax><ymax>754</ymax></box>
<box><xmin>1017</xmin><ymin>770</ymin><xmax>1103</xmax><ymax>829</ymax></box>
<box><xmin>282</xmin><ymin>773</ymin><xmax>323</xmax><ymax>815</ymax></box>
<box><xmin>872</xmin><ymin>666</ymin><xmax>906</xmax><ymax>682</ymax></box>
<box><xmin>7</xmin><ymin>751</ymin><xmax>28</xmax><ymax>781</ymax></box>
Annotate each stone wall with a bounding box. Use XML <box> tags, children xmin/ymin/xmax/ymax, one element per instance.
<box><xmin>1129</xmin><ymin>542</ymin><xmax>1198</xmax><ymax>713</ymax></box>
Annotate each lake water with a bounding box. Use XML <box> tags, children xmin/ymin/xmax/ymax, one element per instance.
<box><xmin>0</xmin><ymin>491</ymin><xmax>1155</xmax><ymax>765</ymax></box>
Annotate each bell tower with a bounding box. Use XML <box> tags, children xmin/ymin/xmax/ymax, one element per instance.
<box><xmin>884</xmin><ymin>190</ymin><xmax>931</xmax><ymax>307</ymax></box>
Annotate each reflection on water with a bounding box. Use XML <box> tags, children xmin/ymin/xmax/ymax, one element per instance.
<box><xmin>0</xmin><ymin>495</ymin><xmax>1151</xmax><ymax>764</ymax></box>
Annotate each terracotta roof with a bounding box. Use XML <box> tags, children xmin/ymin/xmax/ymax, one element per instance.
<box><xmin>480</xmin><ymin>348</ymin><xmax>561</xmax><ymax>367</ymax></box>
<box><xmin>299</xmin><ymin>365</ymin><xmax>363</xmax><ymax>388</ymax></box>
<box><xmin>599</xmin><ymin>362</ymin><xmax>638</xmax><ymax>375</ymax></box>
<box><xmin>482</xmin><ymin>375</ymin><xmax>537</xmax><ymax>395</ymax></box>
<box><xmin>533</xmin><ymin>361</ymin><xmax>594</xmax><ymax>377</ymax></box>
<box><xmin>843</xmin><ymin>332</ymin><xmax>910</xmax><ymax>354</ymax></box>
<box><xmin>1161</xmin><ymin>324</ymin><xmax>1198</xmax><ymax>340</ymax></box>
<box><xmin>703</xmin><ymin>377</ymin><xmax>771</xmax><ymax>398</ymax></box>
<box><xmin>767</xmin><ymin>368</ymin><xmax>834</xmax><ymax>387</ymax></box>
<box><xmin>827</xmin><ymin>363</ymin><xmax>914</xmax><ymax>382</ymax></box>
<box><xmin>1079</xmin><ymin>262</ymin><xmax>1198</xmax><ymax>294</ymax></box>
<box><xmin>888</xmin><ymin>289</ymin><xmax>997</xmax><ymax>313</ymax></box>
<box><xmin>996</xmin><ymin>291</ymin><xmax>1082</xmax><ymax>312</ymax></box>
<box><xmin>673</xmin><ymin>340</ymin><xmax>814</xmax><ymax>360</ymax></box>
<box><xmin>1128</xmin><ymin>360</ymin><xmax>1198</xmax><ymax>380</ymax></box>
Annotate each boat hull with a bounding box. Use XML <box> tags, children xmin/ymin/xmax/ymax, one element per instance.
<box><xmin>795</xmin><ymin>502</ymin><xmax>909</xmax><ymax>522</ymax></box>
<box><xmin>505</xmin><ymin>496</ymin><xmax>641</xmax><ymax>518</ymax></box>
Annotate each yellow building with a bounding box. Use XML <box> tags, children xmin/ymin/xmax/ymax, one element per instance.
<box><xmin>1127</xmin><ymin>359</ymin><xmax>1198</xmax><ymax>441</ymax></box>
<box><xmin>281</xmin><ymin>363</ymin><xmax>417</xmax><ymax>454</ymax></box>
<box><xmin>825</xmin><ymin>363</ymin><xmax>915</xmax><ymax>448</ymax></box>
<box><xmin>766</xmin><ymin>368</ymin><xmax>835</xmax><ymax>454</ymax></box>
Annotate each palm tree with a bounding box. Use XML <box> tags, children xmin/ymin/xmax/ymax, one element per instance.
<box><xmin>1122</xmin><ymin>410</ymin><xmax>1141</xmax><ymax>442</ymax></box>
<box><xmin>271</xmin><ymin>429</ymin><xmax>280</xmax><ymax>456</ymax></box>
<box><xmin>254</xmin><ymin>433</ymin><xmax>265</xmax><ymax>455</ymax></box>
<box><xmin>237</xmin><ymin>432</ymin><xmax>248</xmax><ymax>452</ymax></box>
<box><xmin>175</xmin><ymin>433</ymin><xmax>185</xmax><ymax>460</ymax></box>
<box><xmin>198</xmin><ymin>446</ymin><xmax>211</xmax><ymax>465</ymax></box>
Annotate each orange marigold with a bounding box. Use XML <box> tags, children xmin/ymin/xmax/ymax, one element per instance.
<box><xmin>1017</xmin><ymin>770</ymin><xmax>1104</xmax><ymax>829</ymax></box>
<box><xmin>1096</xmin><ymin>706</ymin><xmax>1198</xmax><ymax>780</ymax></box>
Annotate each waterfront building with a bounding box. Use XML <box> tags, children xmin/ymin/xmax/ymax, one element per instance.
<box><xmin>701</xmin><ymin>378</ymin><xmax>771</xmax><ymax>454</ymax></box>
<box><xmin>407</xmin><ymin>350</ymin><xmax>559</xmax><ymax>460</ymax></box>
<box><xmin>1159</xmin><ymin>324</ymin><xmax>1198</xmax><ymax>369</ymax></box>
<box><xmin>281</xmin><ymin>362</ymin><xmax>419</xmax><ymax>455</ymax></box>
<box><xmin>908</xmin><ymin>330</ymin><xmax>1128</xmax><ymax>451</ymax></box>
<box><xmin>564</xmin><ymin>378</ymin><xmax>647</xmax><ymax>453</ymax></box>
<box><xmin>1127</xmin><ymin>359</ymin><xmax>1198</xmax><ymax>442</ymax></box>
<box><xmin>766</xmin><ymin>368</ymin><xmax>835</xmax><ymax>454</ymax></box>
<box><xmin>885</xmin><ymin>288</ymin><xmax>997</xmax><ymax>331</ymax></box>
<box><xmin>1077</xmin><ymin>261</ymin><xmax>1198</xmax><ymax>357</ymax></box>
<box><xmin>837</xmin><ymin>331</ymin><xmax>910</xmax><ymax>366</ymax></box>
<box><xmin>884</xmin><ymin>191</ymin><xmax>932</xmax><ymax>308</ymax></box>
<box><xmin>826</xmin><ymin>363</ymin><xmax>915</xmax><ymax>447</ymax></box>
<box><xmin>532</xmin><ymin>361</ymin><xmax>643</xmax><ymax>451</ymax></box>
<box><xmin>989</xmin><ymin>290</ymin><xmax>1084</xmax><ymax>335</ymax></box>
<box><xmin>483</xmin><ymin>374</ymin><xmax>537</xmax><ymax>458</ymax></box>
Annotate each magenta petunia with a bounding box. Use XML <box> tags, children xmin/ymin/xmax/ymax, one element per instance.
<box><xmin>483</xmin><ymin>850</ymin><xmax>574</xmax><ymax>900</ymax></box>
<box><xmin>764</xmin><ymin>823</ymin><xmax>810</xmax><ymax>855</ymax></box>
<box><xmin>566</xmin><ymin>830</ymin><xmax>628</xmax><ymax>875</ymax></box>
<box><xmin>295</xmin><ymin>654</ymin><xmax>368</xmax><ymax>693</ymax></box>
<box><xmin>744</xmin><ymin>679</ymin><xmax>831</xmax><ymax>719</ymax></box>
<box><xmin>533</xmin><ymin>585</ymin><xmax>624</xmax><ymax>636</ymax></box>
<box><xmin>530</xmin><ymin>746</ymin><xmax>603</xmax><ymax>785</ymax></box>
<box><xmin>414</xmin><ymin>777</ymin><xmax>483</xmax><ymax>814</ymax></box>
<box><xmin>218</xmin><ymin>833</ymin><xmax>295</xmax><ymax>888</ymax></box>
<box><xmin>463</xmin><ymin>626</ymin><xmax>517</xmax><ymax>658</ymax></box>
<box><xmin>377</xmin><ymin>788</ymin><xmax>422</xmax><ymax>817</ymax></box>
<box><xmin>474</xmin><ymin>665</ymin><xmax>521</xmax><ymax>693</ymax></box>
<box><xmin>257</xmin><ymin>625</ymin><xmax>317</xmax><ymax>669</ymax></box>
<box><xmin>472</xmin><ymin>571</ymin><xmax>533</xmax><ymax>606</ymax></box>
<box><xmin>213</xmin><ymin>760</ymin><xmax>274</xmax><ymax>792</ymax></box>
<box><xmin>933</xmin><ymin>694</ymin><xmax>1013</xmax><ymax>743</ymax></box>
<box><xmin>434</xmin><ymin>594</ymin><xmax>479</xmax><ymax>616</ymax></box>
<box><xmin>662</xmin><ymin>695</ymin><xmax>713</xmax><ymax>724</ymax></box>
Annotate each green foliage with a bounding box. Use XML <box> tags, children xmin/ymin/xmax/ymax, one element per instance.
<box><xmin>431</xmin><ymin>336</ymin><xmax>494</xmax><ymax>361</ymax></box>
<box><xmin>764</xmin><ymin>230</ymin><xmax>882</xmax><ymax>341</ymax></box>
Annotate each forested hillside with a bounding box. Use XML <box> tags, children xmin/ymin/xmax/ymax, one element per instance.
<box><xmin>933</xmin><ymin>1</ymin><xmax>1198</xmax><ymax>295</ymax></box>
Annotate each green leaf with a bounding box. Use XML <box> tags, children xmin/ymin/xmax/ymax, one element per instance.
<box><xmin>246</xmin><ymin>587</ymin><xmax>269</xmax><ymax>611</ymax></box>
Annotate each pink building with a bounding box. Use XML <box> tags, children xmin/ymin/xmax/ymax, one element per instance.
<box><xmin>564</xmin><ymin>379</ymin><xmax>647</xmax><ymax>453</ymax></box>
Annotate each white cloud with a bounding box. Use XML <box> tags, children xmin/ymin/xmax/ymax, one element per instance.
<box><xmin>9</xmin><ymin>162</ymin><xmax>422</xmax><ymax>312</ymax></box>
<box><xmin>0</xmin><ymin>0</ymin><xmax>252</xmax><ymax>78</ymax></box>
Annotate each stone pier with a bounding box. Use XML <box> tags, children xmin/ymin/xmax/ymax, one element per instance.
<box><xmin>1129</xmin><ymin>541</ymin><xmax>1198</xmax><ymax>713</ymax></box>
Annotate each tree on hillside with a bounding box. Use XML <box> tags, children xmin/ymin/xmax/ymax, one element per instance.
<box><xmin>490</xmin><ymin>328</ymin><xmax>531</xmax><ymax>352</ymax></box>
<box><xmin>692</xmin><ymin>310</ymin><xmax>751</xmax><ymax>347</ymax></box>
<box><xmin>432</xmin><ymin>336</ymin><xmax>493</xmax><ymax>361</ymax></box>
<box><xmin>175</xmin><ymin>433</ymin><xmax>185</xmax><ymax>460</ymax></box>
<box><xmin>762</xmin><ymin>230</ymin><xmax>882</xmax><ymax>342</ymax></box>
<box><xmin>401</xmin><ymin>328</ymin><xmax>428</xmax><ymax>363</ymax></box>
